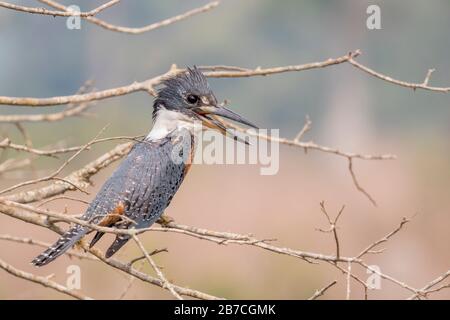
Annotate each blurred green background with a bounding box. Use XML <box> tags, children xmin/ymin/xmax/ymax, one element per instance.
<box><xmin>0</xmin><ymin>0</ymin><xmax>449</xmax><ymax>299</ymax></box>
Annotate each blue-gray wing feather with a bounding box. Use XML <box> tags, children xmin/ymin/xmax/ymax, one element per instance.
<box><xmin>84</xmin><ymin>135</ymin><xmax>190</xmax><ymax>256</ymax></box>
<box><xmin>85</xmin><ymin>138</ymin><xmax>185</xmax><ymax>224</ymax></box>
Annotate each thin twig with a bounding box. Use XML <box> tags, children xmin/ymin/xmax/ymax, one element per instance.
<box><xmin>0</xmin><ymin>125</ymin><xmax>110</xmax><ymax>195</ymax></box>
<box><xmin>0</xmin><ymin>198</ymin><xmax>443</xmax><ymax>299</ymax></box>
<box><xmin>5</xmin><ymin>142</ymin><xmax>133</xmax><ymax>203</ymax></box>
<box><xmin>407</xmin><ymin>270</ymin><xmax>450</xmax><ymax>300</ymax></box>
<box><xmin>348</xmin><ymin>54</ymin><xmax>450</xmax><ymax>93</ymax></box>
<box><xmin>0</xmin><ymin>52</ymin><xmax>359</xmax><ymax>107</ymax></box>
<box><xmin>348</xmin><ymin>158</ymin><xmax>377</xmax><ymax>206</ymax></box>
<box><xmin>317</xmin><ymin>202</ymin><xmax>345</xmax><ymax>259</ymax></box>
<box><xmin>221</xmin><ymin>118</ymin><xmax>394</xmax><ymax>205</ymax></box>
<box><xmin>117</xmin><ymin>261</ymin><xmax>144</xmax><ymax>300</ymax></box>
<box><xmin>38</xmin><ymin>0</ymin><xmax>219</xmax><ymax>34</ymax></box>
<box><xmin>308</xmin><ymin>280</ymin><xmax>337</xmax><ymax>300</ymax></box>
<box><xmin>357</xmin><ymin>217</ymin><xmax>410</xmax><ymax>259</ymax></box>
<box><xmin>0</xmin><ymin>134</ymin><xmax>143</xmax><ymax>157</ymax></box>
<box><xmin>0</xmin><ymin>0</ymin><xmax>119</xmax><ymax>17</ymax></box>
<box><xmin>294</xmin><ymin>115</ymin><xmax>312</xmax><ymax>142</ymax></box>
<box><xmin>132</xmin><ymin>235</ymin><xmax>183</xmax><ymax>300</ymax></box>
<box><xmin>346</xmin><ymin>261</ymin><xmax>352</xmax><ymax>300</ymax></box>
<box><xmin>36</xmin><ymin>196</ymin><xmax>90</xmax><ymax>207</ymax></box>
<box><xmin>0</xmin><ymin>234</ymin><xmax>97</xmax><ymax>261</ymax></box>
<box><xmin>0</xmin><ymin>257</ymin><xmax>92</xmax><ymax>299</ymax></box>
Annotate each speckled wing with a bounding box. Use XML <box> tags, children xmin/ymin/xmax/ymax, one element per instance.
<box><xmin>32</xmin><ymin>131</ymin><xmax>193</xmax><ymax>266</ymax></box>
<box><xmin>86</xmin><ymin>133</ymin><xmax>193</xmax><ymax>257</ymax></box>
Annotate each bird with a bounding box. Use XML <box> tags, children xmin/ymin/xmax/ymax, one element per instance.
<box><xmin>32</xmin><ymin>66</ymin><xmax>257</xmax><ymax>266</ymax></box>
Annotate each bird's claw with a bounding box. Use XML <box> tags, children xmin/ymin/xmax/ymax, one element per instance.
<box><xmin>157</xmin><ymin>214</ymin><xmax>175</xmax><ymax>227</ymax></box>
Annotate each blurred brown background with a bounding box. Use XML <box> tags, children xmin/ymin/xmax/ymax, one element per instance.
<box><xmin>0</xmin><ymin>0</ymin><xmax>449</xmax><ymax>299</ymax></box>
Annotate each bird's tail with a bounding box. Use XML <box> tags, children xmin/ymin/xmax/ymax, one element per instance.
<box><xmin>31</xmin><ymin>226</ymin><xmax>87</xmax><ymax>267</ymax></box>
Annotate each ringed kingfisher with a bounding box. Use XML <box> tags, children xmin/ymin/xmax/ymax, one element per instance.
<box><xmin>32</xmin><ymin>67</ymin><xmax>257</xmax><ymax>266</ymax></box>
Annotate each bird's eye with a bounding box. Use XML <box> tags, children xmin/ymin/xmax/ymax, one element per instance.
<box><xmin>186</xmin><ymin>94</ymin><xmax>199</xmax><ymax>104</ymax></box>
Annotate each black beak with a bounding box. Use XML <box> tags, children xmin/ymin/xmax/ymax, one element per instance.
<box><xmin>192</xmin><ymin>105</ymin><xmax>258</xmax><ymax>145</ymax></box>
<box><xmin>193</xmin><ymin>105</ymin><xmax>258</xmax><ymax>129</ymax></box>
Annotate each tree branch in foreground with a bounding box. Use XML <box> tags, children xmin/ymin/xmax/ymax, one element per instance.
<box><xmin>37</xmin><ymin>0</ymin><xmax>220</xmax><ymax>35</ymax></box>
<box><xmin>0</xmin><ymin>257</ymin><xmax>92</xmax><ymax>300</ymax></box>
<box><xmin>0</xmin><ymin>0</ymin><xmax>119</xmax><ymax>18</ymax></box>
<box><xmin>0</xmin><ymin>197</ymin><xmax>448</xmax><ymax>299</ymax></box>
<box><xmin>0</xmin><ymin>51</ymin><xmax>359</xmax><ymax>107</ymax></box>
<box><xmin>1</xmin><ymin>49</ymin><xmax>450</xmax><ymax>108</ymax></box>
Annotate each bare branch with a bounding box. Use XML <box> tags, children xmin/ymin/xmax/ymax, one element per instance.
<box><xmin>407</xmin><ymin>270</ymin><xmax>450</xmax><ymax>300</ymax></box>
<box><xmin>36</xmin><ymin>196</ymin><xmax>90</xmax><ymax>207</ymax></box>
<box><xmin>346</xmin><ymin>261</ymin><xmax>352</xmax><ymax>300</ymax></box>
<box><xmin>0</xmin><ymin>52</ymin><xmax>358</xmax><ymax>107</ymax></box>
<box><xmin>128</xmin><ymin>248</ymin><xmax>168</xmax><ymax>267</ymax></box>
<box><xmin>0</xmin><ymin>5</ymin><xmax>446</xmax><ymax>299</ymax></box>
<box><xmin>39</xmin><ymin>0</ymin><xmax>220</xmax><ymax>34</ymax></box>
<box><xmin>0</xmin><ymin>234</ymin><xmax>97</xmax><ymax>261</ymax></box>
<box><xmin>1</xmin><ymin>49</ymin><xmax>449</xmax><ymax>109</ymax></box>
<box><xmin>0</xmin><ymin>125</ymin><xmax>109</xmax><ymax>195</ymax></box>
<box><xmin>308</xmin><ymin>280</ymin><xmax>337</xmax><ymax>300</ymax></box>
<box><xmin>203</xmin><ymin>50</ymin><xmax>361</xmax><ymax>78</ymax></box>
<box><xmin>0</xmin><ymin>204</ymin><xmax>220</xmax><ymax>300</ymax></box>
<box><xmin>357</xmin><ymin>261</ymin><xmax>421</xmax><ymax>297</ymax></box>
<box><xmin>132</xmin><ymin>235</ymin><xmax>183</xmax><ymax>300</ymax></box>
<box><xmin>0</xmin><ymin>199</ymin><xmax>355</xmax><ymax>263</ymax></box>
<box><xmin>117</xmin><ymin>262</ymin><xmax>144</xmax><ymax>300</ymax></box>
<box><xmin>330</xmin><ymin>261</ymin><xmax>369</xmax><ymax>299</ymax></box>
<box><xmin>0</xmin><ymin>0</ymin><xmax>119</xmax><ymax>18</ymax></box>
<box><xmin>0</xmin><ymin>101</ymin><xmax>93</xmax><ymax>123</ymax></box>
<box><xmin>87</xmin><ymin>246</ymin><xmax>222</xmax><ymax>300</ymax></box>
<box><xmin>348</xmin><ymin>54</ymin><xmax>450</xmax><ymax>93</ymax></box>
<box><xmin>0</xmin><ymin>257</ymin><xmax>92</xmax><ymax>299</ymax></box>
<box><xmin>318</xmin><ymin>202</ymin><xmax>345</xmax><ymax>259</ymax></box>
<box><xmin>1</xmin><ymin>195</ymin><xmax>446</xmax><ymax>299</ymax></box>
<box><xmin>294</xmin><ymin>115</ymin><xmax>312</xmax><ymax>142</ymax></box>
<box><xmin>5</xmin><ymin>142</ymin><xmax>132</xmax><ymax>203</ymax></box>
<box><xmin>357</xmin><ymin>217</ymin><xmax>410</xmax><ymax>259</ymax></box>
<box><xmin>348</xmin><ymin>158</ymin><xmax>377</xmax><ymax>206</ymax></box>
<box><xmin>0</xmin><ymin>134</ymin><xmax>143</xmax><ymax>157</ymax></box>
<box><xmin>220</xmin><ymin>118</ymin><xmax>394</xmax><ymax>205</ymax></box>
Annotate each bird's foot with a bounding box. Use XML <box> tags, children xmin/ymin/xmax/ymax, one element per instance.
<box><xmin>73</xmin><ymin>238</ymin><xmax>88</xmax><ymax>252</ymax></box>
<box><xmin>157</xmin><ymin>214</ymin><xmax>175</xmax><ymax>227</ymax></box>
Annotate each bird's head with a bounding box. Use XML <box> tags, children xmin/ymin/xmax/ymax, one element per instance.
<box><xmin>153</xmin><ymin>66</ymin><xmax>257</xmax><ymax>136</ymax></box>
